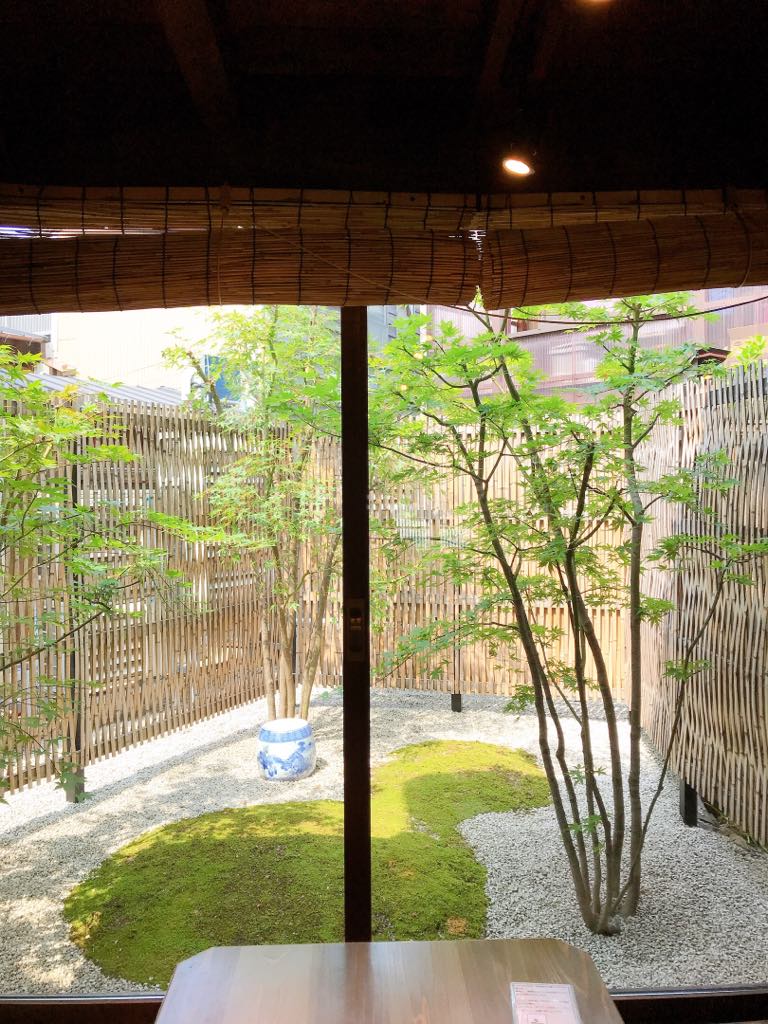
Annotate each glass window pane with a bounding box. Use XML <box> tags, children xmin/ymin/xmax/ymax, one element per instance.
<box><xmin>1</xmin><ymin>305</ymin><xmax>344</xmax><ymax>994</ymax></box>
<box><xmin>367</xmin><ymin>293</ymin><xmax>768</xmax><ymax>990</ymax></box>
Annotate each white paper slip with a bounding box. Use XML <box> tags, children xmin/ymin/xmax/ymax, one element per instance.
<box><xmin>509</xmin><ymin>982</ymin><xmax>584</xmax><ymax>1024</ymax></box>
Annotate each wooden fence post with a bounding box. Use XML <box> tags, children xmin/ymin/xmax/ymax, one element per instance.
<box><xmin>679</xmin><ymin>779</ymin><xmax>698</xmax><ymax>828</ymax></box>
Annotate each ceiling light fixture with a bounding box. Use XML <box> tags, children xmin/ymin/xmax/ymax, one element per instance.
<box><xmin>502</xmin><ymin>155</ymin><xmax>534</xmax><ymax>176</ymax></box>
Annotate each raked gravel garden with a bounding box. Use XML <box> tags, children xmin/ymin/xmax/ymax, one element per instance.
<box><xmin>2</xmin><ymin>688</ymin><xmax>768</xmax><ymax>995</ymax></box>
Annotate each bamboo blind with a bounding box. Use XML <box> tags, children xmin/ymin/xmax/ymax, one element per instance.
<box><xmin>0</xmin><ymin>231</ymin><xmax>478</xmax><ymax>314</ymax></box>
<box><xmin>2</xmin><ymin>184</ymin><xmax>767</xmax><ymax>235</ymax></box>
<box><xmin>0</xmin><ymin>185</ymin><xmax>767</xmax><ymax>312</ymax></box>
<box><xmin>481</xmin><ymin>213</ymin><xmax>768</xmax><ymax>309</ymax></box>
<box><xmin>641</xmin><ymin>363</ymin><xmax>768</xmax><ymax>846</ymax></box>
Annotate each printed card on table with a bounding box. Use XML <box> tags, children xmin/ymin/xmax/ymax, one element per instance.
<box><xmin>510</xmin><ymin>982</ymin><xmax>584</xmax><ymax>1024</ymax></box>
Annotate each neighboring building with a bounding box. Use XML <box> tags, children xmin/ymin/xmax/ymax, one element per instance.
<box><xmin>0</xmin><ymin>314</ymin><xmax>55</xmax><ymax>357</ymax></box>
<box><xmin>50</xmin><ymin>307</ymin><xmax>216</xmax><ymax>395</ymax></box>
<box><xmin>368</xmin><ymin>305</ymin><xmax>414</xmax><ymax>350</ymax></box>
<box><xmin>0</xmin><ymin>306</ymin><xmax>231</xmax><ymax>400</ymax></box>
<box><xmin>428</xmin><ymin>286</ymin><xmax>768</xmax><ymax>401</ymax></box>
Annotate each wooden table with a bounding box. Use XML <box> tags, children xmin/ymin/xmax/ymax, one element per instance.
<box><xmin>156</xmin><ymin>939</ymin><xmax>623</xmax><ymax>1023</ymax></box>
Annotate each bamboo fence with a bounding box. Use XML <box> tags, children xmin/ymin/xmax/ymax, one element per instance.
<box><xmin>2</xmin><ymin>400</ymin><xmax>625</xmax><ymax>792</ymax></box>
<box><xmin>1</xmin><ymin>400</ymin><xmax>272</xmax><ymax>792</ymax></box>
<box><xmin>312</xmin><ymin>439</ymin><xmax>627</xmax><ymax>701</ymax></box>
<box><xmin>5</xmin><ymin>367</ymin><xmax>767</xmax><ymax>851</ymax></box>
<box><xmin>641</xmin><ymin>362</ymin><xmax>768</xmax><ymax>846</ymax></box>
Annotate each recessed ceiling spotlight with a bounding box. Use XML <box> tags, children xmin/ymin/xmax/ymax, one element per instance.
<box><xmin>502</xmin><ymin>155</ymin><xmax>534</xmax><ymax>176</ymax></box>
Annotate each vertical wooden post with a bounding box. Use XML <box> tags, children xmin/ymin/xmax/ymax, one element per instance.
<box><xmin>341</xmin><ymin>307</ymin><xmax>372</xmax><ymax>941</ymax></box>
<box><xmin>679</xmin><ymin>778</ymin><xmax>698</xmax><ymax>827</ymax></box>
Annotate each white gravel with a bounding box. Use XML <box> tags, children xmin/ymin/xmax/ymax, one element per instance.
<box><xmin>1</xmin><ymin>688</ymin><xmax>767</xmax><ymax>994</ymax></box>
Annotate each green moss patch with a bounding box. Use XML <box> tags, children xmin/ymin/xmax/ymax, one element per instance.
<box><xmin>64</xmin><ymin>740</ymin><xmax>549</xmax><ymax>986</ymax></box>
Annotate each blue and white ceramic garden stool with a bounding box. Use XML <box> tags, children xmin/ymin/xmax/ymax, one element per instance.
<box><xmin>257</xmin><ymin>718</ymin><xmax>317</xmax><ymax>781</ymax></box>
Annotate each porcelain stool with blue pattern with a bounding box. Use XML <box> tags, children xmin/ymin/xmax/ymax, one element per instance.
<box><xmin>257</xmin><ymin>718</ymin><xmax>317</xmax><ymax>781</ymax></box>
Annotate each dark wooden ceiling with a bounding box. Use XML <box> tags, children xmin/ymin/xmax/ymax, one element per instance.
<box><xmin>1</xmin><ymin>0</ymin><xmax>767</xmax><ymax>193</ymax></box>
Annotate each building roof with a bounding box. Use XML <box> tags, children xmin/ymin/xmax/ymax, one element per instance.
<box><xmin>33</xmin><ymin>371</ymin><xmax>183</xmax><ymax>407</ymax></box>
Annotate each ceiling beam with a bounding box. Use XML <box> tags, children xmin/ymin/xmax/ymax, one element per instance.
<box><xmin>531</xmin><ymin>0</ymin><xmax>566</xmax><ymax>81</ymax></box>
<box><xmin>155</xmin><ymin>0</ymin><xmax>243</xmax><ymax>175</ymax></box>
<box><xmin>475</xmin><ymin>0</ymin><xmax>526</xmax><ymax>108</ymax></box>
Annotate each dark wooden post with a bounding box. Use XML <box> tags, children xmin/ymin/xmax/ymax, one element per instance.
<box><xmin>451</xmin><ymin>693</ymin><xmax>462</xmax><ymax>712</ymax></box>
<box><xmin>679</xmin><ymin>778</ymin><xmax>698</xmax><ymax>827</ymax></box>
<box><xmin>341</xmin><ymin>307</ymin><xmax>372</xmax><ymax>941</ymax></box>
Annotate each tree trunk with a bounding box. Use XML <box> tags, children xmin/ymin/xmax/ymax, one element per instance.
<box><xmin>300</xmin><ymin>533</ymin><xmax>341</xmax><ymax>719</ymax></box>
<box><xmin>622</xmin><ymin>319</ymin><xmax>645</xmax><ymax>916</ymax></box>
<box><xmin>281</xmin><ymin>639</ymin><xmax>296</xmax><ymax>717</ymax></box>
<box><xmin>471</xmin><ymin>475</ymin><xmax>600</xmax><ymax>931</ymax></box>
<box><xmin>260</xmin><ymin>607</ymin><xmax>277</xmax><ymax>721</ymax></box>
<box><xmin>277</xmin><ymin>610</ymin><xmax>291</xmax><ymax>718</ymax></box>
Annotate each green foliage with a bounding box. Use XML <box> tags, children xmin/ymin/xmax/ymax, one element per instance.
<box><xmin>369</xmin><ymin>295</ymin><xmax>768</xmax><ymax>932</ymax></box>
<box><xmin>567</xmin><ymin>763</ymin><xmax>605</xmax><ymax>786</ymax></box>
<box><xmin>164</xmin><ymin>307</ymin><xmax>343</xmax><ymax>718</ymax></box>
<box><xmin>638</xmin><ymin>597</ymin><xmax>676</xmax><ymax>624</ymax></box>
<box><xmin>503</xmin><ymin>686</ymin><xmax>536</xmax><ymax>714</ymax></box>
<box><xmin>0</xmin><ymin>347</ymin><xmax>185</xmax><ymax>796</ymax></box>
<box><xmin>163</xmin><ymin>305</ymin><xmax>413</xmax><ymax>716</ymax></box>
<box><xmin>730</xmin><ymin>334</ymin><xmax>767</xmax><ymax>368</ymax></box>
<box><xmin>567</xmin><ymin>813</ymin><xmax>604</xmax><ymax>836</ymax></box>
<box><xmin>164</xmin><ymin>305</ymin><xmax>341</xmax><ymax>432</ymax></box>
<box><xmin>664</xmin><ymin>658</ymin><xmax>711</xmax><ymax>683</ymax></box>
<box><xmin>65</xmin><ymin>740</ymin><xmax>550</xmax><ymax>985</ymax></box>
<box><xmin>372</xmin><ymin>294</ymin><xmax>765</xmax><ymax>696</ymax></box>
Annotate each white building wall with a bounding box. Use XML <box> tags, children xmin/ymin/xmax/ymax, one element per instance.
<box><xmin>51</xmin><ymin>306</ymin><xmax>234</xmax><ymax>395</ymax></box>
